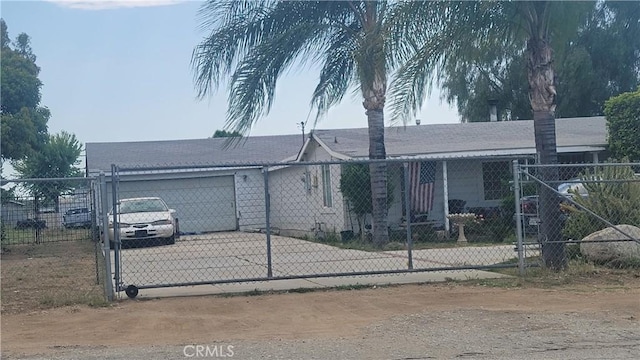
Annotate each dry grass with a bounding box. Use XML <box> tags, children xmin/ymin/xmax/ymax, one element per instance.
<box><xmin>463</xmin><ymin>259</ymin><xmax>640</xmax><ymax>290</ymax></box>
<box><xmin>1</xmin><ymin>240</ymin><xmax>109</xmax><ymax>314</ymax></box>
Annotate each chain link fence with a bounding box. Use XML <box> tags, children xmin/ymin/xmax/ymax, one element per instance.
<box><xmin>1</xmin><ymin>177</ymin><xmax>110</xmax><ymax>310</ymax></box>
<box><xmin>5</xmin><ymin>160</ymin><xmax>637</xmax><ymax>303</ymax></box>
<box><xmin>108</xmin><ymin>158</ymin><xmax>532</xmax><ymax>298</ymax></box>
<box><xmin>514</xmin><ymin>162</ymin><xmax>640</xmax><ymax>270</ymax></box>
<box><xmin>1</xmin><ymin>178</ymin><xmax>98</xmax><ymax>245</ymax></box>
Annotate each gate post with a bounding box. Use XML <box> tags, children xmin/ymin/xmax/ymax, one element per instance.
<box><xmin>403</xmin><ymin>162</ymin><xmax>413</xmax><ymax>270</ymax></box>
<box><xmin>263</xmin><ymin>166</ymin><xmax>273</xmax><ymax>278</ymax></box>
<box><xmin>99</xmin><ymin>172</ymin><xmax>114</xmax><ymax>300</ymax></box>
<box><xmin>513</xmin><ymin>160</ymin><xmax>525</xmax><ymax>276</ymax></box>
<box><xmin>111</xmin><ymin>164</ymin><xmax>122</xmax><ymax>292</ymax></box>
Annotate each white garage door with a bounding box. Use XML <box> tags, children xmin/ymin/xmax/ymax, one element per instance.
<box><xmin>117</xmin><ymin>176</ymin><xmax>237</xmax><ymax>233</ymax></box>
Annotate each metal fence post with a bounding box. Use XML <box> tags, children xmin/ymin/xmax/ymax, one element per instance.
<box><xmin>110</xmin><ymin>164</ymin><xmax>121</xmax><ymax>292</ymax></box>
<box><xmin>263</xmin><ymin>166</ymin><xmax>273</xmax><ymax>278</ymax></box>
<box><xmin>403</xmin><ymin>162</ymin><xmax>413</xmax><ymax>270</ymax></box>
<box><xmin>513</xmin><ymin>160</ymin><xmax>525</xmax><ymax>276</ymax></box>
<box><xmin>99</xmin><ymin>172</ymin><xmax>114</xmax><ymax>300</ymax></box>
<box><xmin>91</xmin><ymin>179</ymin><xmax>100</xmax><ymax>285</ymax></box>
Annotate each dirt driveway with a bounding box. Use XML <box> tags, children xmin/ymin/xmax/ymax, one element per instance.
<box><xmin>3</xmin><ymin>278</ymin><xmax>639</xmax><ymax>360</ymax></box>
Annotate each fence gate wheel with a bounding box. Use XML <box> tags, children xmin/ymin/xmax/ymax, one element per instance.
<box><xmin>125</xmin><ymin>285</ymin><xmax>139</xmax><ymax>299</ymax></box>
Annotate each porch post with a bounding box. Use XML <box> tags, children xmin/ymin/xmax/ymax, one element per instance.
<box><xmin>592</xmin><ymin>152</ymin><xmax>599</xmax><ymax>164</ymax></box>
<box><xmin>442</xmin><ymin>160</ymin><xmax>450</xmax><ymax>233</ymax></box>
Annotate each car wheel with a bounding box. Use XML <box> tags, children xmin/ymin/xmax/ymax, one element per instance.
<box><xmin>165</xmin><ymin>235</ymin><xmax>175</xmax><ymax>245</ymax></box>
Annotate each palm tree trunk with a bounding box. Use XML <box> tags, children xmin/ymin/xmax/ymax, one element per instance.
<box><xmin>359</xmin><ymin>1</ymin><xmax>389</xmax><ymax>248</ymax></box>
<box><xmin>533</xmin><ymin>110</ymin><xmax>567</xmax><ymax>270</ymax></box>
<box><xmin>366</xmin><ymin>106</ymin><xmax>389</xmax><ymax>247</ymax></box>
<box><xmin>528</xmin><ymin>34</ymin><xmax>567</xmax><ymax>270</ymax></box>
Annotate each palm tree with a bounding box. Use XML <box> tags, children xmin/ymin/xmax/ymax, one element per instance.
<box><xmin>390</xmin><ymin>1</ymin><xmax>593</xmax><ymax>270</ymax></box>
<box><xmin>192</xmin><ymin>1</ymin><xmax>414</xmax><ymax>247</ymax></box>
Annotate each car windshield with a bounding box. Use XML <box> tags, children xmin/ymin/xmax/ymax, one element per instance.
<box><xmin>118</xmin><ymin>198</ymin><xmax>168</xmax><ymax>214</ymax></box>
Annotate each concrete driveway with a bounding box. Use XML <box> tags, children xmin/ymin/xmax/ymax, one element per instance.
<box><xmin>110</xmin><ymin>232</ymin><xmax>522</xmax><ymax>297</ymax></box>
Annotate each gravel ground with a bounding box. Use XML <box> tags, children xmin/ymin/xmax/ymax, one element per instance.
<box><xmin>6</xmin><ymin>309</ymin><xmax>639</xmax><ymax>360</ymax></box>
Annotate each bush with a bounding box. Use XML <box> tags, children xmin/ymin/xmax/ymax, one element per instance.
<box><xmin>411</xmin><ymin>224</ymin><xmax>439</xmax><ymax>243</ymax></box>
<box><xmin>605</xmin><ymin>88</ymin><xmax>640</xmax><ymax>161</ymax></box>
<box><xmin>483</xmin><ymin>216</ymin><xmax>513</xmax><ymax>243</ymax></box>
<box><xmin>465</xmin><ymin>213</ymin><xmax>512</xmax><ymax>243</ymax></box>
<box><xmin>562</xmin><ymin>164</ymin><xmax>640</xmax><ymax>240</ymax></box>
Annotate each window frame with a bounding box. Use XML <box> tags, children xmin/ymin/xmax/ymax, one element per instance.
<box><xmin>321</xmin><ymin>164</ymin><xmax>333</xmax><ymax>208</ymax></box>
<box><xmin>482</xmin><ymin>161</ymin><xmax>511</xmax><ymax>201</ymax></box>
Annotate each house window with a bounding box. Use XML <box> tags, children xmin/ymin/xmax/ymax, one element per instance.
<box><xmin>322</xmin><ymin>165</ymin><xmax>333</xmax><ymax>207</ymax></box>
<box><xmin>482</xmin><ymin>161</ymin><xmax>511</xmax><ymax>200</ymax></box>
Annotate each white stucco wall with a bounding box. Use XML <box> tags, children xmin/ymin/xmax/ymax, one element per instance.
<box><xmin>268</xmin><ymin>141</ymin><xmax>347</xmax><ymax>238</ymax></box>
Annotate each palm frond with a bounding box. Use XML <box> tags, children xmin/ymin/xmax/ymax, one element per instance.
<box><xmin>223</xmin><ymin>23</ymin><xmax>326</xmax><ymax>139</ymax></box>
<box><xmin>192</xmin><ymin>0</ymin><xmax>337</xmax><ymax>99</ymax></box>
<box><xmin>310</xmin><ymin>26</ymin><xmax>359</xmax><ymax>125</ymax></box>
<box><xmin>192</xmin><ymin>0</ymin><xmax>279</xmax><ymax>98</ymax></box>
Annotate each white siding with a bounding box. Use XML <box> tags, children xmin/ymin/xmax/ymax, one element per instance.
<box><xmin>382</xmin><ymin>159</ymin><xmax>512</xmax><ymax>227</ymax></box>
<box><xmin>426</xmin><ymin>159</ymin><xmax>513</xmax><ymax>225</ymax></box>
<box><xmin>234</xmin><ymin>169</ymin><xmax>266</xmax><ymax>231</ymax></box>
<box><xmin>268</xmin><ymin>142</ymin><xmax>347</xmax><ymax>238</ymax></box>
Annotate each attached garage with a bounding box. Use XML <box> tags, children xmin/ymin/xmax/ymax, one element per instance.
<box><xmin>117</xmin><ymin>175</ymin><xmax>237</xmax><ymax>234</ymax></box>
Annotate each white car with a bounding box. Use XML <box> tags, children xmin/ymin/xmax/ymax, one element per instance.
<box><xmin>108</xmin><ymin>197</ymin><xmax>179</xmax><ymax>247</ymax></box>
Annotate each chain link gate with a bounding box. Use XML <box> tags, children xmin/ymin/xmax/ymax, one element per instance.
<box><xmin>104</xmin><ymin>158</ymin><xmax>541</xmax><ymax>299</ymax></box>
<box><xmin>513</xmin><ymin>161</ymin><xmax>640</xmax><ymax>272</ymax></box>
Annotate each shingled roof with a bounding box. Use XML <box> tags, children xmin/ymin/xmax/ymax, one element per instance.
<box><xmin>313</xmin><ymin>116</ymin><xmax>607</xmax><ymax>159</ymax></box>
<box><xmin>86</xmin><ymin>134</ymin><xmax>305</xmax><ymax>173</ymax></box>
<box><xmin>86</xmin><ymin>116</ymin><xmax>607</xmax><ymax>172</ymax></box>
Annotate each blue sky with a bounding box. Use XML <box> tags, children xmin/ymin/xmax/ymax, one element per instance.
<box><xmin>1</xmin><ymin>0</ymin><xmax>459</xmax><ymax>146</ymax></box>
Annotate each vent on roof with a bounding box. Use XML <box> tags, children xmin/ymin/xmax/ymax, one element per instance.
<box><xmin>488</xmin><ymin>99</ymin><xmax>499</xmax><ymax>122</ymax></box>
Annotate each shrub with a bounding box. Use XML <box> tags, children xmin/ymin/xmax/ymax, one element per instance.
<box><xmin>339</xmin><ymin>163</ymin><xmax>395</xmax><ymax>240</ymax></box>
<box><xmin>562</xmin><ymin>164</ymin><xmax>640</xmax><ymax>240</ymax></box>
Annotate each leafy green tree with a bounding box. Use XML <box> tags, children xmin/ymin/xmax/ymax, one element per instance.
<box><xmin>13</xmin><ymin>131</ymin><xmax>83</xmax><ymax>211</ymax></box>
<box><xmin>0</xmin><ymin>19</ymin><xmax>49</xmax><ymax>162</ymax></box>
<box><xmin>192</xmin><ymin>1</ymin><xmax>418</xmax><ymax>247</ymax></box>
<box><xmin>435</xmin><ymin>1</ymin><xmax>640</xmax><ymax>122</ymax></box>
<box><xmin>212</xmin><ymin>129</ymin><xmax>242</xmax><ymax>138</ymax></box>
<box><xmin>391</xmin><ymin>1</ymin><xmax>597</xmax><ymax>269</ymax></box>
<box><xmin>604</xmin><ymin>89</ymin><xmax>640</xmax><ymax>161</ymax></box>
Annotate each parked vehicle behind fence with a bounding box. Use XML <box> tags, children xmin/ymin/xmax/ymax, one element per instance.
<box><xmin>63</xmin><ymin>207</ymin><xmax>92</xmax><ymax>229</ymax></box>
<box><xmin>108</xmin><ymin>197</ymin><xmax>179</xmax><ymax>247</ymax></box>
<box><xmin>516</xmin><ymin>179</ymin><xmax>588</xmax><ymax>235</ymax></box>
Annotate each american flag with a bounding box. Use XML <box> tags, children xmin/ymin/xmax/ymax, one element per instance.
<box><xmin>409</xmin><ymin>161</ymin><xmax>436</xmax><ymax>214</ymax></box>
